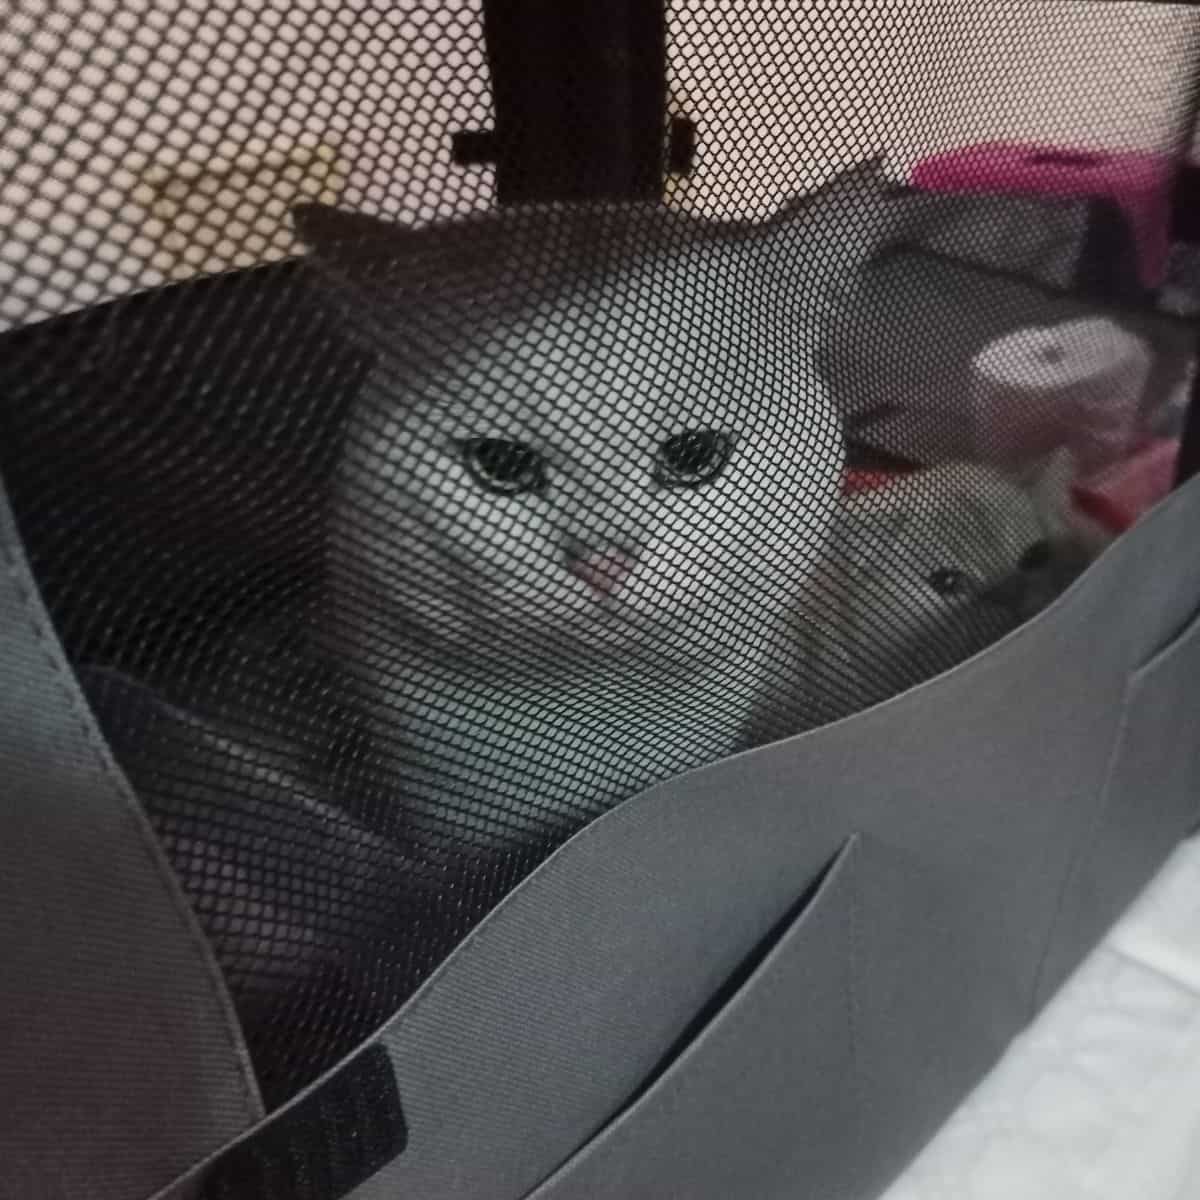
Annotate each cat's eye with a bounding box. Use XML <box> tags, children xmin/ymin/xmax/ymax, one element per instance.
<box><xmin>653</xmin><ymin>429</ymin><xmax>734</xmax><ymax>489</ymax></box>
<box><xmin>459</xmin><ymin>438</ymin><xmax>546</xmax><ymax>496</ymax></box>
<box><xmin>926</xmin><ymin>568</ymin><xmax>972</xmax><ymax>597</ymax></box>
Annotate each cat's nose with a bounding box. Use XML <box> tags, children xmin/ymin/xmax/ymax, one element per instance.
<box><xmin>566</xmin><ymin>548</ymin><xmax>638</xmax><ymax>597</ymax></box>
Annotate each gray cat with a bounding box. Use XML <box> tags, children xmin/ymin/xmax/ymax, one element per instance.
<box><xmin>294</xmin><ymin>196</ymin><xmax>853</xmax><ymax>856</ymax></box>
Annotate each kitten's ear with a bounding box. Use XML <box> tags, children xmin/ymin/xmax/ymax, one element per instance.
<box><xmin>756</xmin><ymin>157</ymin><xmax>932</xmax><ymax>325</ymax></box>
<box><xmin>804</xmin><ymin>156</ymin><xmax>898</xmax><ymax>206</ymax></box>
<box><xmin>766</xmin><ymin>156</ymin><xmax>947</xmax><ymax>264</ymax></box>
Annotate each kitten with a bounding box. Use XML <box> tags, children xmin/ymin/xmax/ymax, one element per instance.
<box><xmin>293</xmin><ymin>162</ymin><xmax>1010</xmax><ymax>855</ymax></box>
<box><xmin>294</xmin><ymin>197</ymin><xmax>853</xmax><ymax>858</ymax></box>
<box><xmin>767</xmin><ymin>459</ymin><xmax>1087</xmax><ymax>732</ymax></box>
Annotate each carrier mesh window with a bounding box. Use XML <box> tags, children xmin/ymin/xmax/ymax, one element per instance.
<box><xmin>2</xmin><ymin>0</ymin><xmax>1198</xmax><ymax>1106</ymax></box>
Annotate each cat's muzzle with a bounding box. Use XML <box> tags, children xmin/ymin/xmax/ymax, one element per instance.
<box><xmin>565</xmin><ymin>548</ymin><xmax>639</xmax><ymax>598</ymax></box>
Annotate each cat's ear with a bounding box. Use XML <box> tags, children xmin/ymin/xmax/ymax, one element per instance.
<box><xmin>798</xmin><ymin>156</ymin><xmax>897</xmax><ymax>207</ymax></box>
<box><xmin>292</xmin><ymin>202</ymin><xmax>503</xmax><ymax>296</ymax></box>
<box><xmin>762</xmin><ymin>156</ymin><xmax>950</xmax><ymax>270</ymax></box>
<box><xmin>750</xmin><ymin>157</ymin><xmax>929</xmax><ymax>325</ymax></box>
<box><xmin>293</xmin><ymin>201</ymin><xmax>615</xmax><ymax>314</ymax></box>
<box><xmin>291</xmin><ymin>202</ymin><xmax>534</xmax><ymax>361</ymax></box>
<box><xmin>293</xmin><ymin>203</ymin><xmax>423</xmax><ymax>268</ymax></box>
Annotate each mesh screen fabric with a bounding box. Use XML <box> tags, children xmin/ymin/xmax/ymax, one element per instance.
<box><xmin>2</xmin><ymin>1</ymin><xmax>1199</xmax><ymax>1108</ymax></box>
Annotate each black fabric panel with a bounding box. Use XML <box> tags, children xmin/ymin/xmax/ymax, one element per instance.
<box><xmin>0</xmin><ymin>263</ymin><xmax>369</xmax><ymax>676</ymax></box>
<box><xmin>199</xmin><ymin>1045</ymin><xmax>406</xmax><ymax>1200</ymax></box>
<box><xmin>480</xmin><ymin>0</ymin><xmax>667</xmax><ymax>202</ymax></box>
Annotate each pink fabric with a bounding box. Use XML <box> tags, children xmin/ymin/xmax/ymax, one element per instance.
<box><xmin>912</xmin><ymin>143</ymin><xmax>1174</xmax><ymax>288</ymax></box>
<box><xmin>843</xmin><ymin>468</ymin><xmax>906</xmax><ymax>496</ymax></box>
<box><xmin>1071</xmin><ymin>438</ymin><xmax>1180</xmax><ymax>533</ymax></box>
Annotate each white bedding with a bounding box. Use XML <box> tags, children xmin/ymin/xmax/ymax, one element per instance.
<box><xmin>886</xmin><ymin>835</ymin><xmax>1200</xmax><ymax>1200</ymax></box>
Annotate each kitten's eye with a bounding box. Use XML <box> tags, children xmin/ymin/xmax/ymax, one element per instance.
<box><xmin>460</xmin><ymin>438</ymin><xmax>546</xmax><ymax>496</ymax></box>
<box><xmin>653</xmin><ymin>429</ymin><xmax>734</xmax><ymax>489</ymax></box>
<box><xmin>926</xmin><ymin>568</ymin><xmax>972</xmax><ymax>597</ymax></box>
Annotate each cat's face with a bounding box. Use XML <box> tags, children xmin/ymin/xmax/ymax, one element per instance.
<box><xmin>332</xmin><ymin>273</ymin><xmax>843</xmax><ymax>659</ymax></box>
<box><xmin>302</xmin><ymin>204</ymin><xmax>845</xmax><ymax>660</ymax></box>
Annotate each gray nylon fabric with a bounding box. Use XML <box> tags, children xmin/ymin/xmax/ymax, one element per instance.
<box><xmin>1036</xmin><ymin>565</ymin><xmax>1200</xmax><ymax>1005</ymax></box>
<box><xmin>529</xmin><ymin>833</ymin><xmax>868</xmax><ymax>1200</ymax></box>
<box><xmin>156</xmin><ymin>474</ymin><xmax>1200</xmax><ymax>1200</ymax></box>
<box><xmin>528</xmin><ymin>832</ymin><xmax>1001</xmax><ymax>1200</ymax></box>
<box><xmin>0</xmin><ymin>480</ymin><xmax>262</xmax><ymax>1200</ymax></box>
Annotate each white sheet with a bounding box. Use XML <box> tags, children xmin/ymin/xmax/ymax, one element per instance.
<box><xmin>886</xmin><ymin>836</ymin><xmax>1200</xmax><ymax>1200</ymax></box>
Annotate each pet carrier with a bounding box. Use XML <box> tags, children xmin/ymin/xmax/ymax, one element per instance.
<box><xmin>1</xmin><ymin>0</ymin><xmax>1199</xmax><ymax>1197</ymax></box>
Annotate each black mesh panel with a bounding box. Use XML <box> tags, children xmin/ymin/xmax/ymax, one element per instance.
<box><xmin>1</xmin><ymin>0</ymin><xmax>1198</xmax><ymax>1106</ymax></box>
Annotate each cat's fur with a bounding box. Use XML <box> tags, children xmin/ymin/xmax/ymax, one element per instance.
<box><xmin>294</xmin><ymin>195</ymin><xmax>862</xmax><ymax>855</ymax></box>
